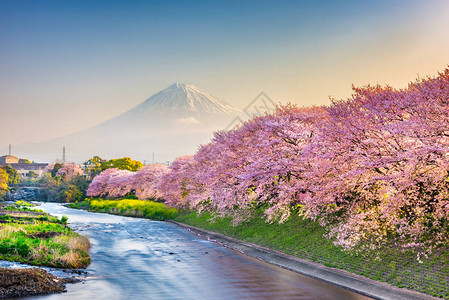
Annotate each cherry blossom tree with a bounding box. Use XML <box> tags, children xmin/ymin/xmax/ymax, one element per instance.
<box><xmin>301</xmin><ymin>68</ymin><xmax>449</xmax><ymax>249</ymax></box>
<box><xmin>105</xmin><ymin>169</ymin><xmax>134</xmax><ymax>198</ymax></box>
<box><xmin>158</xmin><ymin>155</ymin><xmax>207</xmax><ymax>209</ymax></box>
<box><xmin>88</xmin><ymin>164</ymin><xmax>169</xmax><ymax>200</ymax></box>
<box><xmin>56</xmin><ymin>163</ymin><xmax>84</xmax><ymax>179</ymax></box>
<box><xmin>177</xmin><ymin>105</ymin><xmax>326</xmax><ymax>222</ymax></box>
<box><xmin>86</xmin><ymin>67</ymin><xmax>449</xmax><ymax>250</ymax></box>
<box><xmin>87</xmin><ymin>168</ymin><xmax>121</xmax><ymax>197</ymax></box>
<box><xmin>132</xmin><ymin>164</ymin><xmax>168</xmax><ymax>200</ymax></box>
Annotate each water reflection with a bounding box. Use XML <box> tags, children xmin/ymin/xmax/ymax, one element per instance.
<box><xmin>20</xmin><ymin>203</ymin><xmax>370</xmax><ymax>300</ymax></box>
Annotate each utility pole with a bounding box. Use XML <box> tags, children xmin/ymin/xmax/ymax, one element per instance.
<box><xmin>152</xmin><ymin>152</ymin><xmax>154</xmax><ymax>164</ymax></box>
<box><xmin>62</xmin><ymin>146</ymin><xmax>66</xmax><ymax>163</ymax></box>
<box><xmin>8</xmin><ymin>144</ymin><xmax>11</xmax><ymax>156</ymax></box>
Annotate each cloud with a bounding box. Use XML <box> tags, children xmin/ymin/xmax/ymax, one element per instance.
<box><xmin>174</xmin><ymin>117</ymin><xmax>200</xmax><ymax>125</ymax></box>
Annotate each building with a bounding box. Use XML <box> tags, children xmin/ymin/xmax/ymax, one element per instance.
<box><xmin>0</xmin><ymin>155</ymin><xmax>19</xmax><ymax>164</ymax></box>
<box><xmin>0</xmin><ymin>155</ymin><xmax>48</xmax><ymax>178</ymax></box>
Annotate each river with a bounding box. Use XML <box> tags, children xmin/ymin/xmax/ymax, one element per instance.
<box><xmin>22</xmin><ymin>203</ymin><xmax>370</xmax><ymax>300</ymax></box>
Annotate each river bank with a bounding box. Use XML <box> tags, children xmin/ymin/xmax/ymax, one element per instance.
<box><xmin>0</xmin><ymin>201</ymin><xmax>90</xmax><ymax>298</ymax></box>
<box><xmin>0</xmin><ymin>202</ymin><xmax>90</xmax><ymax>268</ymax></box>
<box><xmin>69</xmin><ymin>198</ymin><xmax>177</xmax><ymax>221</ymax></box>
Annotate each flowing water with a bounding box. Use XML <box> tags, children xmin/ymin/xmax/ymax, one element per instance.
<box><xmin>13</xmin><ymin>203</ymin><xmax>370</xmax><ymax>299</ymax></box>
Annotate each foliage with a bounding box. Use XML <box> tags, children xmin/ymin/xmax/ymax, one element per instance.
<box><xmin>16</xmin><ymin>200</ymin><xmax>36</xmax><ymax>207</ymax></box>
<box><xmin>39</xmin><ymin>173</ymin><xmax>89</xmax><ymax>203</ymax></box>
<box><xmin>48</xmin><ymin>163</ymin><xmax>63</xmax><ymax>178</ymax></box>
<box><xmin>19</xmin><ymin>158</ymin><xmax>32</xmax><ymax>164</ymax></box>
<box><xmin>175</xmin><ymin>210</ymin><xmax>449</xmax><ymax>299</ymax></box>
<box><xmin>66</xmin><ymin>201</ymin><xmax>87</xmax><ymax>209</ymax></box>
<box><xmin>27</xmin><ymin>170</ymin><xmax>38</xmax><ymax>178</ymax></box>
<box><xmin>0</xmin><ymin>167</ymin><xmax>8</xmax><ymax>197</ymax></box>
<box><xmin>44</xmin><ymin>162</ymin><xmax>83</xmax><ymax>180</ymax></box>
<box><xmin>55</xmin><ymin>163</ymin><xmax>84</xmax><ymax>179</ymax></box>
<box><xmin>85</xmin><ymin>198</ymin><xmax>178</xmax><ymax>220</ymax></box>
<box><xmin>3</xmin><ymin>165</ymin><xmax>19</xmax><ymax>185</ymax></box>
<box><xmin>100</xmin><ymin>157</ymin><xmax>143</xmax><ymax>172</ymax></box>
<box><xmin>83</xmin><ymin>155</ymin><xmax>105</xmax><ymax>178</ymax></box>
<box><xmin>39</xmin><ymin>162</ymin><xmax>87</xmax><ymax>203</ymax></box>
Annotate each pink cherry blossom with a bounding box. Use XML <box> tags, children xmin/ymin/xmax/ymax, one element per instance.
<box><xmin>87</xmin><ymin>67</ymin><xmax>449</xmax><ymax>250</ymax></box>
<box><xmin>56</xmin><ymin>163</ymin><xmax>84</xmax><ymax>179</ymax></box>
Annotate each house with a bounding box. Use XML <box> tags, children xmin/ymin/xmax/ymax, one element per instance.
<box><xmin>0</xmin><ymin>155</ymin><xmax>48</xmax><ymax>178</ymax></box>
<box><xmin>0</xmin><ymin>155</ymin><xmax>19</xmax><ymax>164</ymax></box>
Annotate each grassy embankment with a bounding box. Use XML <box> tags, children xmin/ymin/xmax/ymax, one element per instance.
<box><xmin>0</xmin><ymin>201</ymin><xmax>90</xmax><ymax>269</ymax></box>
<box><xmin>175</xmin><ymin>209</ymin><xmax>449</xmax><ymax>299</ymax></box>
<box><xmin>69</xmin><ymin>197</ymin><xmax>178</xmax><ymax>220</ymax></box>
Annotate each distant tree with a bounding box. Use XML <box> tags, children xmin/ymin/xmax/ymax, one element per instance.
<box><xmin>3</xmin><ymin>165</ymin><xmax>19</xmax><ymax>185</ymax></box>
<box><xmin>19</xmin><ymin>158</ymin><xmax>32</xmax><ymax>164</ymax></box>
<box><xmin>84</xmin><ymin>156</ymin><xmax>105</xmax><ymax>178</ymax></box>
<box><xmin>56</xmin><ymin>163</ymin><xmax>84</xmax><ymax>180</ymax></box>
<box><xmin>51</xmin><ymin>163</ymin><xmax>63</xmax><ymax>178</ymax></box>
<box><xmin>39</xmin><ymin>169</ymin><xmax>89</xmax><ymax>203</ymax></box>
<box><xmin>58</xmin><ymin>184</ymin><xmax>82</xmax><ymax>203</ymax></box>
<box><xmin>88</xmin><ymin>156</ymin><xmax>104</xmax><ymax>167</ymax></box>
<box><xmin>27</xmin><ymin>171</ymin><xmax>38</xmax><ymax>178</ymax></box>
<box><xmin>0</xmin><ymin>167</ymin><xmax>9</xmax><ymax>197</ymax></box>
<box><xmin>100</xmin><ymin>157</ymin><xmax>143</xmax><ymax>172</ymax></box>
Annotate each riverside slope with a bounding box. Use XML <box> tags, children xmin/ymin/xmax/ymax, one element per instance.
<box><xmin>171</xmin><ymin>221</ymin><xmax>439</xmax><ymax>300</ymax></box>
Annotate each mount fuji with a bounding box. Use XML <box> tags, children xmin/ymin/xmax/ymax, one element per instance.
<box><xmin>106</xmin><ymin>83</ymin><xmax>241</xmax><ymax>129</ymax></box>
<box><xmin>126</xmin><ymin>82</ymin><xmax>240</xmax><ymax>116</ymax></box>
<box><xmin>12</xmin><ymin>83</ymin><xmax>242</xmax><ymax>163</ymax></box>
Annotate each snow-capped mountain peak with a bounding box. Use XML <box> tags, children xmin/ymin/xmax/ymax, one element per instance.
<box><xmin>128</xmin><ymin>83</ymin><xmax>242</xmax><ymax>117</ymax></box>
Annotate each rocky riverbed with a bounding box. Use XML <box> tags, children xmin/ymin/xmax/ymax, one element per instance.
<box><xmin>0</xmin><ymin>267</ymin><xmax>80</xmax><ymax>298</ymax></box>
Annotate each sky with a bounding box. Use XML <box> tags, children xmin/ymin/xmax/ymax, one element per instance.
<box><xmin>1</xmin><ymin>0</ymin><xmax>449</xmax><ymax>147</ymax></box>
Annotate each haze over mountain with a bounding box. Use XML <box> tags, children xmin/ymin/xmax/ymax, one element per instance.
<box><xmin>10</xmin><ymin>83</ymin><xmax>242</xmax><ymax>163</ymax></box>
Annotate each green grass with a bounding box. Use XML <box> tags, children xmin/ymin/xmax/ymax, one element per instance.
<box><xmin>15</xmin><ymin>200</ymin><xmax>36</xmax><ymax>207</ymax></box>
<box><xmin>0</xmin><ymin>207</ymin><xmax>90</xmax><ymax>269</ymax></box>
<box><xmin>2</xmin><ymin>205</ymin><xmax>44</xmax><ymax>212</ymax></box>
<box><xmin>67</xmin><ymin>201</ymin><xmax>86</xmax><ymax>209</ymax></box>
<box><xmin>0</xmin><ymin>209</ymin><xmax>68</xmax><ymax>225</ymax></box>
<box><xmin>175</xmin><ymin>209</ymin><xmax>449</xmax><ymax>299</ymax></box>
<box><xmin>81</xmin><ymin>198</ymin><xmax>178</xmax><ymax>220</ymax></box>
